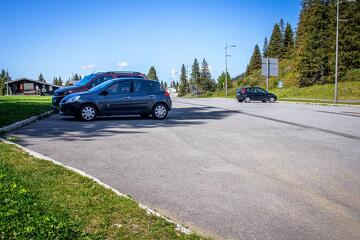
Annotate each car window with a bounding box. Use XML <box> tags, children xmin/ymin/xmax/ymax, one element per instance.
<box><xmin>153</xmin><ymin>82</ymin><xmax>164</xmax><ymax>93</ymax></box>
<box><xmin>257</xmin><ymin>88</ymin><xmax>267</xmax><ymax>94</ymax></box>
<box><xmin>91</xmin><ymin>76</ymin><xmax>113</xmax><ymax>88</ymax></box>
<box><xmin>247</xmin><ymin>88</ymin><xmax>255</xmax><ymax>93</ymax></box>
<box><xmin>106</xmin><ymin>81</ymin><xmax>130</xmax><ymax>95</ymax></box>
<box><xmin>133</xmin><ymin>81</ymin><xmax>143</xmax><ymax>92</ymax></box>
<box><xmin>134</xmin><ymin>81</ymin><xmax>153</xmax><ymax>93</ymax></box>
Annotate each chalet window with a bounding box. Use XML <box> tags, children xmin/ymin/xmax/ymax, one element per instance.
<box><xmin>24</xmin><ymin>83</ymin><xmax>34</xmax><ymax>91</ymax></box>
<box><xmin>49</xmin><ymin>86</ymin><xmax>53</xmax><ymax>91</ymax></box>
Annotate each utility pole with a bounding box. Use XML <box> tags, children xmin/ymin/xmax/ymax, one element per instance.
<box><xmin>224</xmin><ymin>43</ymin><xmax>236</xmax><ymax>97</ymax></box>
<box><xmin>334</xmin><ymin>0</ymin><xmax>356</xmax><ymax>103</ymax></box>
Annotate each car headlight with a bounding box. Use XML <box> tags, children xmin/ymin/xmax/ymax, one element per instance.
<box><xmin>66</xmin><ymin>96</ymin><xmax>80</xmax><ymax>103</ymax></box>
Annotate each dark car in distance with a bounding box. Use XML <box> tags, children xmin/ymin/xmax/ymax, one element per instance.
<box><xmin>59</xmin><ymin>78</ymin><xmax>172</xmax><ymax>121</ymax></box>
<box><xmin>52</xmin><ymin>71</ymin><xmax>146</xmax><ymax>111</ymax></box>
<box><xmin>236</xmin><ymin>87</ymin><xmax>277</xmax><ymax>103</ymax></box>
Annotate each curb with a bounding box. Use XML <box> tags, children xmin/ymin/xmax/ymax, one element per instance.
<box><xmin>0</xmin><ymin>110</ymin><xmax>55</xmax><ymax>134</ymax></box>
<box><xmin>279</xmin><ymin>100</ymin><xmax>360</xmax><ymax>108</ymax></box>
<box><xmin>0</xmin><ymin>138</ymin><xmax>191</xmax><ymax>235</ymax></box>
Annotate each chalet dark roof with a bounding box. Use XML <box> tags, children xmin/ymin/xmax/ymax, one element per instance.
<box><xmin>7</xmin><ymin>77</ymin><xmax>60</xmax><ymax>87</ymax></box>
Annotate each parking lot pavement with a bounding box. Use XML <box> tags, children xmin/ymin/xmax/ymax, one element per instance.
<box><xmin>8</xmin><ymin>98</ymin><xmax>360</xmax><ymax>240</ymax></box>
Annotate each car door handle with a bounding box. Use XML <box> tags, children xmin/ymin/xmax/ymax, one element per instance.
<box><xmin>148</xmin><ymin>95</ymin><xmax>155</xmax><ymax>98</ymax></box>
<box><xmin>123</xmin><ymin>96</ymin><xmax>131</xmax><ymax>99</ymax></box>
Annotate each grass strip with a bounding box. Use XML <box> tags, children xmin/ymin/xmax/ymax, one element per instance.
<box><xmin>0</xmin><ymin>142</ymin><xmax>208</xmax><ymax>240</ymax></box>
<box><xmin>0</xmin><ymin>96</ymin><xmax>52</xmax><ymax>127</ymax></box>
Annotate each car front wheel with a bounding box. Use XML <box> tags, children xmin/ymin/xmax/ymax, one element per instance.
<box><xmin>152</xmin><ymin>103</ymin><xmax>168</xmax><ymax>120</ymax></box>
<box><xmin>80</xmin><ymin>104</ymin><xmax>97</xmax><ymax>121</ymax></box>
<box><xmin>269</xmin><ymin>97</ymin><xmax>275</xmax><ymax>103</ymax></box>
<box><xmin>245</xmin><ymin>97</ymin><xmax>251</xmax><ymax>103</ymax></box>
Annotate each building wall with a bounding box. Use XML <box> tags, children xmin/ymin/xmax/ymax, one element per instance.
<box><xmin>9</xmin><ymin>80</ymin><xmax>59</xmax><ymax>95</ymax></box>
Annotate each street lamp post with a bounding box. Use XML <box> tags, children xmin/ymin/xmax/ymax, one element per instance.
<box><xmin>334</xmin><ymin>0</ymin><xmax>356</xmax><ymax>103</ymax></box>
<box><xmin>225</xmin><ymin>43</ymin><xmax>236</xmax><ymax>97</ymax></box>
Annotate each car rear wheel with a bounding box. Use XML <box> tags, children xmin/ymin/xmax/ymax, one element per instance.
<box><xmin>269</xmin><ymin>97</ymin><xmax>275</xmax><ymax>103</ymax></box>
<box><xmin>80</xmin><ymin>104</ymin><xmax>97</xmax><ymax>121</ymax></box>
<box><xmin>152</xmin><ymin>103</ymin><xmax>168</xmax><ymax>120</ymax></box>
<box><xmin>245</xmin><ymin>97</ymin><xmax>251</xmax><ymax>103</ymax></box>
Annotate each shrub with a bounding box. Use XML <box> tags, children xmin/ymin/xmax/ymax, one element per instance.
<box><xmin>249</xmin><ymin>79</ymin><xmax>259</xmax><ymax>87</ymax></box>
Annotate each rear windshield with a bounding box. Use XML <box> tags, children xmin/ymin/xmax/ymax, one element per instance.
<box><xmin>154</xmin><ymin>82</ymin><xmax>164</xmax><ymax>92</ymax></box>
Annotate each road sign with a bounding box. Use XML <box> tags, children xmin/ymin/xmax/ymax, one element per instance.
<box><xmin>278</xmin><ymin>80</ymin><xmax>284</xmax><ymax>88</ymax></box>
<box><xmin>261</xmin><ymin>58</ymin><xmax>278</xmax><ymax>91</ymax></box>
<box><xmin>261</xmin><ymin>58</ymin><xmax>278</xmax><ymax>77</ymax></box>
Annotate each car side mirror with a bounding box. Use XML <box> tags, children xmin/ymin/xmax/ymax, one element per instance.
<box><xmin>100</xmin><ymin>90</ymin><xmax>108</xmax><ymax>96</ymax></box>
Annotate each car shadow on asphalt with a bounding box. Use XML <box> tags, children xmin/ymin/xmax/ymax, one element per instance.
<box><xmin>8</xmin><ymin>106</ymin><xmax>242</xmax><ymax>143</ymax></box>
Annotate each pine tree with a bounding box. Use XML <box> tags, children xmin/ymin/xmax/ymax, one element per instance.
<box><xmin>296</xmin><ymin>0</ymin><xmax>334</xmax><ymax>87</ymax></box>
<box><xmin>248</xmin><ymin>44</ymin><xmax>262</xmax><ymax>75</ymax></box>
<box><xmin>58</xmin><ymin>77</ymin><xmax>63</xmax><ymax>86</ymax></box>
<box><xmin>245</xmin><ymin>64</ymin><xmax>251</xmax><ymax>76</ymax></box>
<box><xmin>200</xmin><ymin>58</ymin><xmax>213</xmax><ymax>92</ymax></box>
<box><xmin>263</xmin><ymin>37</ymin><xmax>269</xmax><ymax>57</ymax></box>
<box><xmin>0</xmin><ymin>69</ymin><xmax>8</xmax><ymax>95</ymax></box>
<box><xmin>70</xmin><ymin>73</ymin><xmax>81</xmax><ymax>82</ymax></box>
<box><xmin>65</xmin><ymin>79</ymin><xmax>72</xmax><ymax>86</ymax></box>
<box><xmin>283</xmin><ymin>22</ymin><xmax>294</xmax><ymax>55</ymax></box>
<box><xmin>337</xmin><ymin>0</ymin><xmax>360</xmax><ymax>77</ymax></box>
<box><xmin>38</xmin><ymin>73</ymin><xmax>46</xmax><ymax>83</ymax></box>
<box><xmin>53</xmin><ymin>77</ymin><xmax>58</xmax><ymax>85</ymax></box>
<box><xmin>160</xmin><ymin>80</ymin><xmax>165</xmax><ymax>89</ymax></box>
<box><xmin>179</xmin><ymin>64</ymin><xmax>188</xmax><ymax>96</ymax></box>
<box><xmin>147</xmin><ymin>66</ymin><xmax>159</xmax><ymax>80</ymax></box>
<box><xmin>190</xmin><ymin>58</ymin><xmax>200</xmax><ymax>91</ymax></box>
<box><xmin>268</xmin><ymin>23</ymin><xmax>283</xmax><ymax>59</ymax></box>
<box><xmin>279</xmin><ymin>18</ymin><xmax>285</xmax><ymax>36</ymax></box>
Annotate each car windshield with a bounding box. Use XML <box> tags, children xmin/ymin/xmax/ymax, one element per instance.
<box><xmin>74</xmin><ymin>74</ymin><xmax>95</xmax><ymax>86</ymax></box>
<box><xmin>88</xmin><ymin>80</ymin><xmax>114</xmax><ymax>92</ymax></box>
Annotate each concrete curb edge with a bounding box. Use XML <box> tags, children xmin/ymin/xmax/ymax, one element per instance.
<box><xmin>278</xmin><ymin>100</ymin><xmax>360</xmax><ymax>108</ymax></box>
<box><xmin>0</xmin><ymin>138</ymin><xmax>191</xmax><ymax>235</ymax></box>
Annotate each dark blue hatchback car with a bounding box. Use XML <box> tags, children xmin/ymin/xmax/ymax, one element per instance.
<box><xmin>59</xmin><ymin>78</ymin><xmax>172</xmax><ymax>121</ymax></box>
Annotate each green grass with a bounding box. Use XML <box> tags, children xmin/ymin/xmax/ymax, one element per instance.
<box><xmin>272</xmin><ymin>81</ymin><xmax>360</xmax><ymax>100</ymax></box>
<box><xmin>190</xmin><ymin>60</ymin><xmax>360</xmax><ymax>102</ymax></box>
<box><xmin>0</xmin><ymin>142</ymin><xmax>209</xmax><ymax>240</ymax></box>
<box><xmin>189</xmin><ymin>81</ymin><xmax>360</xmax><ymax>103</ymax></box>
<box><xmin>0</xmin><ymin>96</ymin><xmax>52</xmax><ymax>127</ymax></box>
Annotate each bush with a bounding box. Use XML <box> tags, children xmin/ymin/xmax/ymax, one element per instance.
<box><xmin>342</xmin><ymin>68</ymin><xmax>360</xmax><ymax>82</ymax></box>
<box><xmin>0</xmin><ymin>164</ymin><xmax>88</xmax><ymax>239</ymax></box>
<box><xmin>249</xmin><ymin>79</ymin><xmax>259</xmax><ymax>87</ymax></box>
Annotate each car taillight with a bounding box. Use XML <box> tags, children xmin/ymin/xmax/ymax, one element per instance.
<box><xmin>164</xmin><ymin>91</ymin><xmax>170</xmax><ymax>97</ymax></box>
<box><xmin>242</xmin><ymin>88</ymin><xmax>246</xmax><ymax>94</ymax></box>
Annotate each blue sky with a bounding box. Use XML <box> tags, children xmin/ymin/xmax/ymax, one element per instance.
<box><xmin>0</xmin><ymin>0</ymin><xmax>300</xmax><ymax>84</ymax></box>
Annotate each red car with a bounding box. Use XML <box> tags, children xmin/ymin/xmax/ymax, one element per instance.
<box><xmin>52</xmin><ymin>71</ymin><xmax>146</xmax><ymax>111</ymax></box>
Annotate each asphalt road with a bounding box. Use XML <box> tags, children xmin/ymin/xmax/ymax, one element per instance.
<box><xmin>8</xmin><ymin>98</ymin><xmax>360</xmax><ymax>240</ymax></box>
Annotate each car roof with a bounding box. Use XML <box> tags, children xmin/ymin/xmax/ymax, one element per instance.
<box><xmin>96</xmin><ymin>71</ymin><xmax>144</xmax><ymax>75</ymax></box>
<box><xmin>112</xmin><ymin>77</ymin><xmax>159</xmax><ymax>83</ymax></box>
